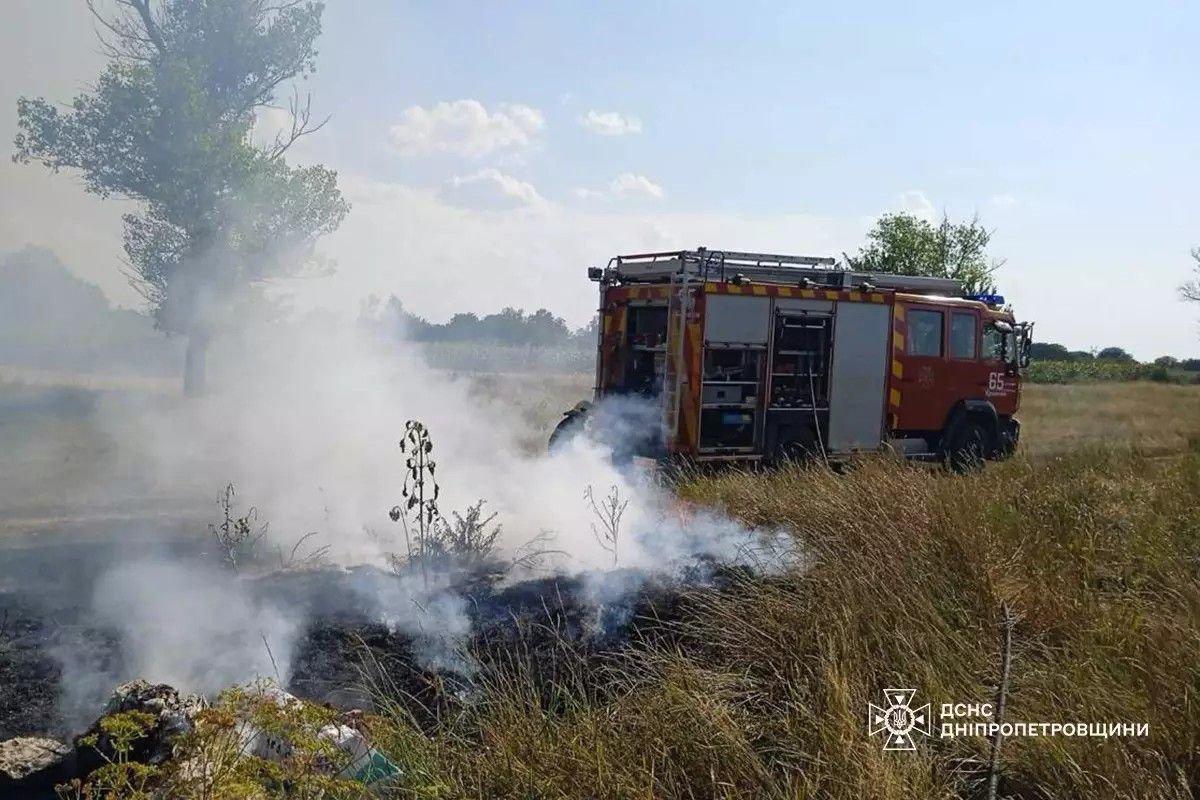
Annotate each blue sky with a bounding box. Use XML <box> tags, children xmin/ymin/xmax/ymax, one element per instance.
<box><xmin>1</xmin><ymin>1</ymin><xmax>1197</xmax><ymax>357</ymax></box>
<box><xmin>313</xmin><ymin>1</ymin><xmax>1195</xmax><ymax>214</ymax></box>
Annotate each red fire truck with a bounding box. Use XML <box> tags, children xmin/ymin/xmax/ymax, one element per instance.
<box><xmin>552</xmin><ymin>248</ymin><xmax>1031</xmax><ymax>469</ymax></box>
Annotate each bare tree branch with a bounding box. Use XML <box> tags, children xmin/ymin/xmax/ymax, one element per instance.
<box><xmin>1182</xmin><ymin>248</ymin><xmax>1200</xmax><ymax>303</ymax></box>
<box><xmin>125</xmin><ymin>0</ymin><xmax>168</xmax><ymax>55</ymax></box>
<box><xmin>263</xmin><ymin>88</ymin><xmax>330</xmax><ymax>160</ymax></box>
<box><xmin>87</xmin><ymin>0</ymin><xmax>162</xmax><ymax>61</ymax></box>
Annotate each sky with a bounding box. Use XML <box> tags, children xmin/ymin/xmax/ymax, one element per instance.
<box><xmin>1</xmin><ymin>0</ymin><xmax>1197</xmax><ymax>358</ymax></box>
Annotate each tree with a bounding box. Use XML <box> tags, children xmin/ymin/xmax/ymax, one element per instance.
<box><xmin>1028</xmin><ymin>342</ymin><xmax>1071</xmax><ymax>362</ymax></box>
<box><xmin>846</xmin><ymin>212</ymin><xmax>1002</xmax><ymax>295</ymax></box>
<box><xmin>1096</xmin><ymin>347</ymin><xmax>1135</xmax><ymax>363</ymax></box>
<box><xmin>13</xmin><ymin>0</ymin><xmax>348</xmax><ymax>394</ymax></box>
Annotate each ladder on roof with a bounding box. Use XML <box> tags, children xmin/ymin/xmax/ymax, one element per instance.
<box><xmin>610</xmin><ymin>247</ymin><xmax>963</xmax><ymax>295</ymax></box>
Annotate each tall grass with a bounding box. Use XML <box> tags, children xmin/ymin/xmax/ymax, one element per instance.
<box><xmin>373</xmin><ymin>445</ymin><xmax>1200</xmax><ymax>799</ymax></box>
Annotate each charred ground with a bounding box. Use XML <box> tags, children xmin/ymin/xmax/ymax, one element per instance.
<box><xmin>0</xmin><ymin>522</ymin><xmax>730</xmax><ymax>741</ymax></box>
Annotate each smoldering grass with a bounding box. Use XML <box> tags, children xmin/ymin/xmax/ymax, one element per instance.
<box><xmin>357</xmin><ymin>446</ymin><xmax>1200</xmax><ymax>799</ymax></box>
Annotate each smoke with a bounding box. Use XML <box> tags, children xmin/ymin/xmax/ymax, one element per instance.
<box><xmin>45</xmin><ymin>303</ymin><xmax>796</xmax><ymax>711</ymax></box>
<box><xmin>91</xmin><ymin>559</ymin><xmax>299</xmax><ymax>692</ymax></box>
<box><xmin>346</xmin><ymin>567</ymin><xmax>475</xmax><ymax>675</ymax></box>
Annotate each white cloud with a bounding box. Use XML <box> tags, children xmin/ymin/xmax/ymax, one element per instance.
<box><xmin>574</xmin><ymin>173</ymin><xmax>664</xmax><ymax>201</ymax></box>
<box><xmin>440</xmin><ymin>168</ymin><xmax>544</xmax><ymax>210</ymax></box>
<box><xmin>300</xmin><ymin>175</ymin><xmax>853</xmax><ymax>328</ymax></box>
<box><xmin>580</xmin><ymin>109</ymin><xmax>643</xmax><ymax>136</ymax></box>
<box><xmin>897</xmin><ymin>189</ymin><xmax>937</xmax><ymax>222</ymax></box>
<box><xmin>388</xmin><ymin>100</ymin><xmax>545</xmax><ymax>158</ymax></box>
<box><xmin>989</xmin><ymin>193</ymin><xmax>1018</xmax><ymax>211</ymax></box>
<box><xmin>610</xmin><ymin>173</ymin><xmax>663</xmax><ymax>198</ymax></box>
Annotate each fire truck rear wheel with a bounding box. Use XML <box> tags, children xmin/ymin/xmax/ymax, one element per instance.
<box><xmin>944</xmin><ymin>419</ymin><xmax>990</xmax><ymax>473</ymax></box>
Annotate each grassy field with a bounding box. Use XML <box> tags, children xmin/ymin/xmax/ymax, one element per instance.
<box><xmin>3</xmin><ymin>372</ymin><xmax>1199</xmax><ymax>797</ymax></box>
<box><xmin>1019</xmin><ymin>382</ymin><xmax>1200</xmax><ymax>458</ymax></box>
<box><xmin>500</xmin><ymin>374</ymin><xmax>1200</xmax><ymax>461</ymax></box>
<box><xmin>362</xmin><ymin>379</ymin><xmax>1200</xmax><ymax>799</ymax></box>
<box><xmin>367</xmin><ymin>432</ymin><xmax>1200</xmax><ymax>799</ymax></box>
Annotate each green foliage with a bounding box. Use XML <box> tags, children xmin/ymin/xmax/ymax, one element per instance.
<box><xmin>13</xmin><ymin>1</ymin><xmax>348</xmax><ymax>340</ymax></box>
<box><xmin>427</xmin><ymin>500</ymin><xmax>503</xmax><ymax>570</ymax></box>
<box><xmin>64</xmin><ymin>710</ymin><xmax>160</xmax><ymax>799</ymax></box>
<box><xmin>367</xmin><ymin>296</ymin><xmax>597</xmax><ymax>348</ymax></box>
<box><xmin>0</xmin><ymin>246</ymin><xmax>182</xmax><ymax>376</ymax></box>
<box><xmin>63</xmin><ymin>685</ymin><xmax>375</xmax><ymax>799</ymax></box>
<box><xmin>1026</xmin><ymin>359</ymin><xmax>1200</xmax><ymax>385</ymax></box>
<box><xmin>1028</xmin><ymin>341</ymin><xmax>1073</xmax><ymax>361</ymax></box>
<box><xmin>1096</xmin><ymin>346</ymin><xmax>1135</xmax><ymax>362</ymax></box>
<box><xmin>847</xmin><ymin>212</ymin><xmax>1001</xmax><ymax>294</ymax></box>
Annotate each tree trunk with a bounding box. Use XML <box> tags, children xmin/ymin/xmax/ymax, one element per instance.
<box><xmin>183</xmin><ymin>332</ymin><xmax>209</xmax><ymax>397</ymax></box>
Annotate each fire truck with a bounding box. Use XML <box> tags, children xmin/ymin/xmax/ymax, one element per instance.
<box><xmin>552</xmin><ymin>248</ymin><xmax>1032</xmax><ymax>469</ymax></box>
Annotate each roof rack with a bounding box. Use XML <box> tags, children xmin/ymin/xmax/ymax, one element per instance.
<box><xmin>608</xmin><ymin>247</ymin><xmax>963</xmax><ymax>296</ymax></box>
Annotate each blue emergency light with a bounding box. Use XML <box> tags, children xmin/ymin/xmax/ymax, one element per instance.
<box><xmin>967</xmin><ymin>293</ymin><xmax>1005</xmax><ymax>306</ymax></box>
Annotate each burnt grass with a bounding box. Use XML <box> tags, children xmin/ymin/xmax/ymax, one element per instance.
<box><xmin>281</xmin><ymin>563</ymin><xmax>723</xmax><ymax>730</ymax></box>
<box><xmin>0</xmin><ymin>553</ymin><xmax>738</xmax><ymax>741</ymax></box>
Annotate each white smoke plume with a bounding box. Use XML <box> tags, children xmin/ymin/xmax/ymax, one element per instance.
<box><xmin>54</xmin><ymin>307</ymin><xmax>795</xmax><ymax>702</ymax></box>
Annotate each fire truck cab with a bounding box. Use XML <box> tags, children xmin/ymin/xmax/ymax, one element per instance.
<box><xmin>554</xmin><ymin>248</ymin><xmax>1031</xmax><ymax>468</ymax></box>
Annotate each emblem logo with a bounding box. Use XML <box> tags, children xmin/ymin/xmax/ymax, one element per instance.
<box><xmin>868</xmin><ymin>689</ymin><xmax>932</xmax><ymax>751</ymax></box>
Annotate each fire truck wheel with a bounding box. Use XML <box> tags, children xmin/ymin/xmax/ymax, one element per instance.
<box><xmin>995</xmin><ymin>418</ymin><xmax>1020</xmax><ymax>459</ymax></box>
<box><xmin>944</xmin><ymin>419</ymin><xmax>990</xmax><ymax>473</ymax></box>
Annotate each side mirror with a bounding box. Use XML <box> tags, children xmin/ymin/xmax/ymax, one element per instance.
<box><xmin>993</xmin><ymin>338</ymin><xmax>1012</xmax><ymax>376</ymax></box>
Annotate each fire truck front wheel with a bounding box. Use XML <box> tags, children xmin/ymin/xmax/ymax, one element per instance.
<box><xmin>942</xmin><ymin>418</ymin><xmax>992</xmax><ymax>473</ymax></box>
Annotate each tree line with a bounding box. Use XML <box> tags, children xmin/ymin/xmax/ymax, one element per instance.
<box><xmin>1028</xmin><ymin>341</ymin><xmax>1200</xmax><ymax>371</ymax></box>
<box><xmin>9</xmin><ymin>2</ymin><xmax>1198</xmax><ymax>395</ymax></box>
<box><xmin>365</xmin><ymin>297</ymin><xmax>596</xmax><ymax>349</ymax></box>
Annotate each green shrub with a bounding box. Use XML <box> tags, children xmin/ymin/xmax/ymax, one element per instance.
<box><xmin>1026</xmin><ymin>360</ymin><xmax>1200</xmax><ymax>385</ymax></box>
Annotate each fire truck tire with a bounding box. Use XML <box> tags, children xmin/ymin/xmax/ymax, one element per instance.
<box><xmin>995</xmin><ymin>417</ymin><xmax>1020</xmax><ymax>459</ymax></box>
<box><xmin>943</xmin><ymin>418</ymin><xmax>991</xmax><ymax>473</ymax></box>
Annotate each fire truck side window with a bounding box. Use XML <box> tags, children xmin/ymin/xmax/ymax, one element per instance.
<box><xmin>949</xmin><ymin>312</ymin><xmax>977</xmax><ymax>359</ymax></box>
<box><xmin>907</xmin><ymin>310</ymin><xmax>943</xmax><ymax>357</ymax></box>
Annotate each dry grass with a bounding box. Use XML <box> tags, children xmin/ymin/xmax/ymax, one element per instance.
<box><xmin>370</xmin><ymin>442</ymin><xmax>1200</xmax><ymax>798</ymax></box>
<box><xmin>1019</xmin><ymin>382</ymin><xmax>1200</xmax><ymax>458</ymax></box>
<box><xmin>465</xmin><ymin>374</ymin><xmax>1200</xmax><ymax>461</ymax></box>
<box><xmin>461</xmin><ymin>371</ymin><xmax>593</xmax><ymax>455</ymax></box>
